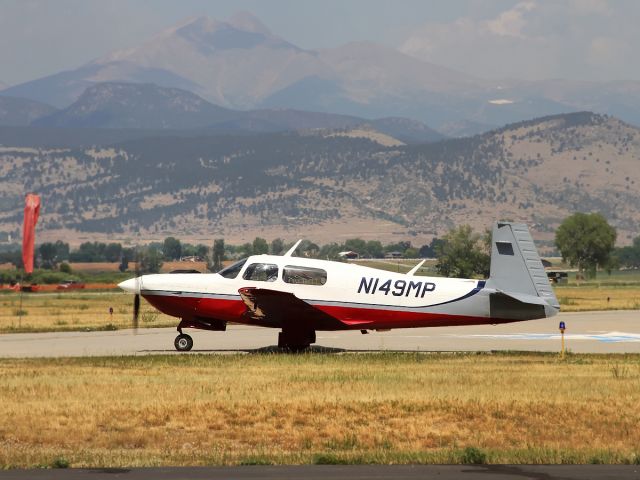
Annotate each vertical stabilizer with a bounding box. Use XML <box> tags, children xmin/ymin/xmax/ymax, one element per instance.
<box><xmin>487</xmin><ymin>222</ymin><xmax>559</xmax><ymax>311</ymax></box>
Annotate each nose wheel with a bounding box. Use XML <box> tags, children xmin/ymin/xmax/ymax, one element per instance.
<box><xmin>174</xmin><ymin>333</ymin><xmax>193</xmax><ymax>351</ymax></box>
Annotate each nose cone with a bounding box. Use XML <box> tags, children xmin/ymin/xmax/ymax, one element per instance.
<box><xmin>118</xmin><ymin>278</ymin><xmax>139</xmax><ymax>294</ymax></box>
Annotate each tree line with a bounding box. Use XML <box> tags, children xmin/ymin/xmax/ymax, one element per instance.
<box><xmin>0</xmin><ymin>212</ymin><xmax>636</xmax><ymax>279</ymax></box>
<box><xmin>0</xmin><ymin>235</ymin><xmax>444</xmax><ymax>275</ymax></box>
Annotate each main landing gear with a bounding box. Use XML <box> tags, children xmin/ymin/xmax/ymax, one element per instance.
<box><xmin>278</xmin><ymin>328</ymin><xmax>316</xmax><ymax>351</ymax></box>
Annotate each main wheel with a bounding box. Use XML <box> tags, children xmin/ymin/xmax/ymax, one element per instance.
<box><xmin>278</xmin><ymin>330</ymin><xmax>315</xmax><ymax>351</ymax></box>
<box><xmin>174</xmin><ymin>333</ymin><xmax>193</xmax><ymax>352</ymax></box>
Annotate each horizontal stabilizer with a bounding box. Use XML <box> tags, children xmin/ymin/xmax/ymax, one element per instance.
<box><xmin>489</xmin><ymin>291</ymin><xmax>548</xmax><ymax>320</ymax></box>
<box><xmin>495</xmin><ymin>290</ymin><xmax>550</xmax><ymax>306</ymax></box>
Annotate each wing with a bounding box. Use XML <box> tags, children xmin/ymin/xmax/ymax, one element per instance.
<box><xmin>238</xmin><ymin>287</ymin><xmax>345</xmax><ymax>330</ymax></box>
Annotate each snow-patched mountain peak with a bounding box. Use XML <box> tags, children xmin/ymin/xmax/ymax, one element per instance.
<box><xmin>228</xmin><ymin>11</ymin><xmax>272</xmax><ymax>35</ymax></box>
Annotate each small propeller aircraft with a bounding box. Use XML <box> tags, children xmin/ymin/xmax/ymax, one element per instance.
<box><xmin>119</xmin><ymin>222</ymin><xmax>559</xmax><ymax>351</ymax></box>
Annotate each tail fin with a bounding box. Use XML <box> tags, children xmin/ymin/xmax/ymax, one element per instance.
<box><xmin>486</xmin><ymin>222</ymin><xmax>559</xmax><ymax>319</ymax></box>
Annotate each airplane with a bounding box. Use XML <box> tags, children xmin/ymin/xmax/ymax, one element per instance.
<box><xmin>118</xmin><ymin>222</ymin><xmax>559</xmax><ymax>351</ymax></box>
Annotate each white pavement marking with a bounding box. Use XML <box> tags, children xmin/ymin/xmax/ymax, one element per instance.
<box><xmin>1</xmin><ymin>311</ymin><xmax>639</xmax><ymax>357</ymax></box>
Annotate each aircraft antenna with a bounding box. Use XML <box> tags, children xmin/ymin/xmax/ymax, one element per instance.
<box><xmin>407</xmin><ymin>259</ymin><xmax>426</xmax><ymax>276</ymax></box>
<box><xmin>284</xmin><ymin>239</ymin><xmax>302</xmax><ymax>257</ymax></box>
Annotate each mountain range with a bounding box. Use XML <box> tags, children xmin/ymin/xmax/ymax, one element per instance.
<box><xmin>1</xmin><ymin>111</ymin><xmax>639</xmax><ymax>248</ymax></box>
<box><xmin>3</xmin><ymin>13</ymin><xmax>640</xmax><ymax>135</ymax></box>
<box><xmin>0</xmin><ymin>82</ymin><xmax>442</xmax><ymax>144</ymax></box>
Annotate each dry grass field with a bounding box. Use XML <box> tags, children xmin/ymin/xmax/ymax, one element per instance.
<box><xmin>1</xmin><ymin>353</ymin><xmax>639</xmax><ymax>468</ymax></box>
<box><xmin>0</xmin><ymin>291</ymin><xmax>176</xmax><ymax>333</ymax></box>
<box><xmin>555</xmin><ymin>286</ymin><xmax>640</xmax><ymax>312</ymax></box>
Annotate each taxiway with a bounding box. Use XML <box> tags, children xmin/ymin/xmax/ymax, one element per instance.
<box><xmin>1</xmin><ymin>310</ymin><xmax>638</xmax><ymax>357</ymax></box>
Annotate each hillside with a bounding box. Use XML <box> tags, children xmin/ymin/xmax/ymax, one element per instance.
<box><xmin>32</xmin><ymin>82</ymin><xmax>234</xmax><ymax>129</ymax></box>
<box><xmin>0</xmin><ymin>96</ymin><xmax>57</xmax><ymax>126</ymax></box>
<box><xmin>0</xmin><ymin>112</ymin><xmax>639</xmax><ymax>247</ymax></box>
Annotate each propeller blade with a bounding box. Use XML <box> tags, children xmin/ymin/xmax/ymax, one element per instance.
<box><xmin>133</xmin><ymin>293</ymin><xmax>140</xmax><ymax>331</ymax></box>
<box><xmin>133</xmin><ymin>246</ymin><xmax>141</xmax><ymax>332</ymax></box>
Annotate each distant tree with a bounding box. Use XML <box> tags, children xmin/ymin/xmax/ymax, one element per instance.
<box><xmin>59</xmin><ymin>262</ymin><xmax>72</xmax><ymax>274</ymax></box>
<box><xmin>384</xmin><ymin>241</ymin><xmax>412</xmax><ymax>254</ymax></box>
<box><xmin>614</xmin><ymin>237</ymin><xmax>640</xmax><ymax>269</ymax></box>
<box><xmin>0</xmin><ymin>248</ymin><xmax>22</xmax><ymax>268</ymax></box>
<box><xmin>104</xmin><ymin>243</ymin><xmax>122</xmax><ymax>262</ymax></box>
<box><xmin>118</xmin><ymin>256</ymin><xmax>129</xmax><ymax>273</ymax></box>
<box><xmin>318</xmin><ymin>242</ymin><xmax>345</xmax><ymax>260</ymax></box>
<box><xmin>365</xmin><ymin>240</ymin><xmax>384</xmax><ymax>258</ymax></box>
<box><xmin>237</xmin><ymin>243</ymin><xmax>253</xmax><ymax>258</ymax></box>
<box><xmin>419</xmin><ymin>244</ymin><xmax>432</xmax><ymax>257</ymax></box>
<box><xmin>270</xmin><ymin>238</ymin><xmax>285</xmax><ymax>255</ymax></box>
<box><xmin>212</xmin><ymin>239</ymin><xmax>225</xmax><ymax>272</ymax></box>
<box><xmin>122</xmin><ymin>247</ymin><xmax>135</xmax><ymax>263</ymax></box>
<box><xmin>38</xmin><ymin>242</ymin><xmax>59</xmax><ymax>269</ymax></box>
<box><xmin>344</xmin><ymin>238</ymin><xmax>366</xmax><ymax>255</ymax></box>
<box><xmin>53</xmin><ymin>241</ymin><xmax>69</xmax><ymax>261</ymax></box>
<box><xmin>195</xmin><ymin>244</ymin><xmax>209</xmax><ymax>259</ymax></box>
<box><xmin>404</xmin><ymin>247</ymin><xmax>419</xmax><ymax>259</ymax></box>
<box><xmin>555</xmin><ymin>213</ymin><xmax>617</xmax><ymax>279</ymax></box>
<box><xmin>435</xmin><ymin>225</ymin><xmax>490</xmax><ymax>278</ymax></box>
<box><xmin>162</xmin><ymin>237</ymin><xmax>182</xmax><ymax>261</ymax></box>
<box><xmin>419</xmin><ymin>238</ymin><xmax>444</xmax><ymax>258</ymax></box>
<box><xmin>252</xmin><ymin>237</ymin><xmax>268</xmax><ymax>255</ymax></box>
<box><xmin>181</xmin><ymin>243</ymin><xmax>196</xmax><ymax>257</ymax></box>
<box><xmin>70</xmin><ymin>242</ymin><xmax>107</xmax><ymax>262</ymax></box>
<box><xmin>138</xmin><ymin>246</ymin><xmax>163</xmax><ymax>274</ymax></box>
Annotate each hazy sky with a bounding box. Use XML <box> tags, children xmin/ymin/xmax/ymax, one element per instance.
<box><xmin>1</xmin><ymin>0</ymin><xmax>638</xmax><ymax>85</ymax></box>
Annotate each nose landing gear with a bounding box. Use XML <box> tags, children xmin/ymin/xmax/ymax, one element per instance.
<box><xmin>173</xmin><ymin>317</ymin><xmax>226</xmax><ymax>352</ymax></box>
<box><xmin>174</xmin><ymin>333</ymin><xmax>193</xmax><ymax>351</ymax></box>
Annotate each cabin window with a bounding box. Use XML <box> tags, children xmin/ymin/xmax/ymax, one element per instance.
<box><xmin>496</xmin><ymin>241</ymin><xmax>514</xmax><ymax>256</ymax></box>
<box><xmin>243</xmin><ymin>263</ymin><xmax>279</xmax><ymax>282</ymax></box>
<box><xmin>283</xmin><ymin>265</ymin><xmax>327</xmax><ymax>286</ymax></box>
<box><xmin>218</xmin><ymin>258</ymin><xmax>247</xmax><ymax>279</ymax></box>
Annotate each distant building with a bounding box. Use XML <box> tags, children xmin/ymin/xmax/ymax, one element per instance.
<box><xmin>385</xmin><ymin>251</ymin><xmax>403</xmax><ymax>259</ymax></box>
<box><xmin>179</xmin><ymin>256</ymin><xmax>205</xmax><ymax>262</ymax></box>
<box><xmin>547</xmin><ymin>271</ymin><xmax>568</xmax><ymax>284</ymax></box>
<box><xmin>338</xmin><ymin>251</ymin><xmax>359</xmax><ymax>260</ymax></box>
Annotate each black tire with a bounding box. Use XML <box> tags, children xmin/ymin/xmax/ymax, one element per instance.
<box><xmin>278</xmin><ymin>330</ymin><xmax>315</xmax><ymax>351</ymax></box>
<box><xmin>174</xmin><ymin>333</ymin><xmax>193</xmax><ymax>352</ymax></box>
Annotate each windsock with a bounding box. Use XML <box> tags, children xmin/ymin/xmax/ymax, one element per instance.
<box><xmin>22</xmin><ymin>194</ymin><xmax>41</xmax><ymax>274</ymax></box>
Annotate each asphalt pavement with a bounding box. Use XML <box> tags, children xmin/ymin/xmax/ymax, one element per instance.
<box><xmin>1</xmin><ymin>310</ymin><xmax>639</xmax><ymax>357</ymax></box>
<box><xmin>0</xmin><ymin>465</ymin><xmax>639</xmax><ymax>480</ymax></box>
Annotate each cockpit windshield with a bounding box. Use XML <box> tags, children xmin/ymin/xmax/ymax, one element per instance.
<box><xmin>218</xmin><ymin>258</ymin><xmax>247</xmax><ymax>279</ymax></box>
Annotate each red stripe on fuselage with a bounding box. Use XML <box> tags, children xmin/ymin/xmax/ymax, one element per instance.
<box><xmin>142</xmin><ymin>292</ymin><xmax>512</xmax><ymax>330</ymax></box>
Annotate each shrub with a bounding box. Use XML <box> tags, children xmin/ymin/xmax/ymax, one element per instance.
<box><xmin>460</xmin><ymin>447</ymin><xmax>487</xmax><ymax>464</ymax></box>
<box><xmin>51</xmin><ymin>457</ymin><xmax>69</xmax><ymax>468</ymax></box>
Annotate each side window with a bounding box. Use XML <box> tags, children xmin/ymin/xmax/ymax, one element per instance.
<box><xmin>242</xmin><ymin>263</ymin><xmax>279</xmax><ymax>282</ymax></box>
<box><xmin>496</xmin><ymin>241</ymin><xmax>514</xmax><ymax>255</ymax></box>
<box><xmin>283</xmin><ymin>265</ymin><xmax>327</xmax><ymax>286</ymax></box>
